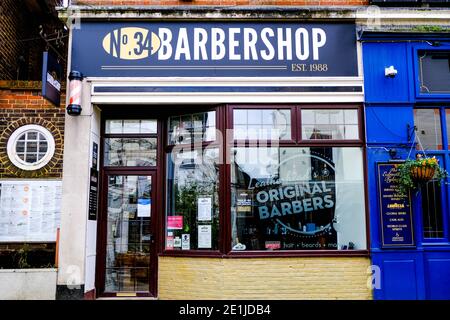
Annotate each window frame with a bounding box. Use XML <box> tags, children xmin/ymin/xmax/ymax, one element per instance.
<box><xmin>413</xmin><ymin>44</ymin><xmax>450</xmax><ymax>101</ymax></box>
<box><xmin>224</xmin><ymin>104</ymin><xmax>369</xmax><ymax>257</ymax></box>
<box><xmin>413</xmin><ymin>106</ymin><xmax>450</xmax><ymax>245</ymax></box>
<box><xmin>103</xmin><ymin>118</ymin><xmax>159</xmax><ymax>170</ymax></box>
<box><xmin>162</xmin><ymin>106</ymin><xmax>224</xmax><ymax>257</ymax></box>
<box><xmin>6</xmin><ymin>124</ymin><xmax>55</xmax><ymax>171</ymax></box>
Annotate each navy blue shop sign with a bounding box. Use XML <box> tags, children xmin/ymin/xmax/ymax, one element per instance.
<box><xmin>377</xmin><ymin>163</ymin><xmax>415</xmax><ymax>247</ymax></box>
<box><xmin>71</xmin><ymin>22</ymin><xmax>358</xmax><ymax>78</ymax></box>
<box><xmin>41</xmin><ymin>51</ymin><xmax>62</xmax><ymax>106</ymax></box>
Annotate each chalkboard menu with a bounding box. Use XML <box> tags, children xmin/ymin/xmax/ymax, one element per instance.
<box><xmin>377</xmin><ymin>163</ymin><xmax>415</xmax><ymax>247</ymax></box>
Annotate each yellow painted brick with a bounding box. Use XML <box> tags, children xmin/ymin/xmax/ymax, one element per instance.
<box><xmin>158</xmin><ymin>257</ymin><xmax>373</xmax><ymax>300</ymax></box>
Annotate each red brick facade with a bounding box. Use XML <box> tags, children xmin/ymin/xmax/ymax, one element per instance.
<box><xmin>0</xmin><ymin>81</ymin><xmax>65</xmax><ymax>179</ymax></box>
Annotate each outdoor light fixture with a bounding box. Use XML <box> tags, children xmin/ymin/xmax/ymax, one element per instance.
<box><xmin>384</xmin><ymin>66</ymin><xmax>398</xmax><ymax>78</ymax></box>
<box><xmin>67</xmin><ymin>70</ymin><xmax>83</xmax><ymax>116</ymax></box>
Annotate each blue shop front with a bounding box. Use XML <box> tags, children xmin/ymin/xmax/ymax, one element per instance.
<box><xmin>362</xmin><ymin>32</ymin><xmax>450</xmax><ymax>299</ymax></box>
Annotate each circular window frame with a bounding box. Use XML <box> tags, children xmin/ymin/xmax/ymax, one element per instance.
<box><xmin>7</xmin><ymin>125</ymin><xmax>56</xmax><ymax>171</ymax></box>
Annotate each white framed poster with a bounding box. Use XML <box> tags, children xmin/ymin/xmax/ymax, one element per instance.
<box><xmin>0</xmin><ymin>180</ymin><xmax>62</xmax><ymax>242</ymax></box>
<box><xmin>197</xmin><ymin>196</ymin><xmax>212</xmax><ymax>221</ymax></box>
<box><xmin>198</xmin><ymin>225</ymin><xmax>212</xmax><ymax>249</ymax></box>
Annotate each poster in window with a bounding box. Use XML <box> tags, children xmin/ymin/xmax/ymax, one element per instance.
<box><xmin>167</xmin><ymin>215</ymin><xmax>183</xmax><ymax>229</ymax></box>
<box><xmin>182</xmin><ymin>234</ymin><xmax>190</xmax><ymax>250</ymax></box>
<box><xmin>236</xmin><ymin>190</ymin><xmax>253</xmax><ymax>217</ymax></box>
<box><xmin>198</xmin><ymin>225</ymin><xmax>212</xmax><ymax>249</ymax></box>
<box><xmin>197</xmin><ymin>197</ymin><xmax>212</xmax><ymax>221</ymax></box>
<box><xmin>137</xmin><ymin>198</ymin><xmax>151</xmax><ymax>218</ymax></box>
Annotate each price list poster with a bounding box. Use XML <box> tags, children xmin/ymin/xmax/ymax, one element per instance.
<box><xmin>0</xmin><ymin>180</ymin><xmax>62</xmax><ymax>242</ymax></box>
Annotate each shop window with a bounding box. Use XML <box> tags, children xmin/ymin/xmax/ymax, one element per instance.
<box><xmin>104</xmin><ymin>120</ymin><xmax>157</xmax><ymax>167</ymax></box>
<box><xmin>168</xmin><ymin>111</ymin><xmax>216</xmax><ymax>145</ymax></box>
<box><xmin>105</xmin><ymin>120</ymin><xmax>157</xmax><ymax>134</ymax></box>
<box><xmin>446</xmin><ymin>110</ymin><xmax>450</xmax><ymax>149</ymax></box>
<box><xmin>420</xmin><ymin>181</ymin><xmax>444</xmax><ymax>239</ymax></box>
<box><xmin>233</xmin><ymin>109</ymin><xmax>292</xmax><ymax>140</ymax></box>
<box><xmin>6</xmin><ymin>125</ymin><xmax>55</xmax><ymax>171</ymax></box>
<box><xmin>414</xmin><ymin>109</ymin><xmax>443</xmax><ymax>150</ymax></box>
<box><xmin>165</xmin><ymin>148</ymin><xmax>220</xmax><ymax>251</ymax></box>
<box><xmin>419</xmin><ymin>50</ymin><xmax>450</xmax><ymax>94</ymax></box>
<box><xmin>301</xmin><ymin>109</ymin><xmax>359</xmax><ymax>140</ymax></box>
<box><xmin>230</xmin><ymin>146</ymin><xmax>366</xmax><ymax>251</ymax></box>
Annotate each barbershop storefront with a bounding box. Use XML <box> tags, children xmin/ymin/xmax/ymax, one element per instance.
<box><xmin>57</xmin><ymin>11</ymin><xmax>371</xmax><ymax>300</ymax></box>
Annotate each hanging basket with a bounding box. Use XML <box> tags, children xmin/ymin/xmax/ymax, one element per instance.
<box><xmin>410</xmin><ymin>166</ymin><xmax>436</xmax><ymax>182</ymax></box>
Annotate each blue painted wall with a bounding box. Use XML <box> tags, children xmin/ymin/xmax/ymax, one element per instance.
<box><xmin>363</xmin><ymin>39</ymin><xmax>450</xmax><ymax>300</ymax></box>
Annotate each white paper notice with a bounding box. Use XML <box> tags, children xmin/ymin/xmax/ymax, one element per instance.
<box><xmin>182</xmin><ymin>234</ymin><xmax>190</xmax><ymax>250</ymax></box>
<box><xmin>198</xmin><ymin>225</ymin><xmax>212</xmax><ymax>249</ymax></box>
<box><xmin>137</xmin><ymin>198</ymin><xmax>151</xmax><ymax>217</ymax></box>
<box><xmin>0</xmin><ymin>180</ymin><xmax>62</xmax><ymax>242</ymax></box>
<box><xmin>197</xmin><ymin>197</ymin><xmax>212</xmax><ymax>221</ymax></box>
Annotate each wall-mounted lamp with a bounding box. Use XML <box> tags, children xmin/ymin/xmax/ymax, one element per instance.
<box><xmin>67</xmin><ymin>70</ymin><xmax>83</xmax><ymax>116</ymax></box>
<box><xmin>385</xmin><ymin>66</ymin><xmax>398</xmax><ymax>78</ymax></box>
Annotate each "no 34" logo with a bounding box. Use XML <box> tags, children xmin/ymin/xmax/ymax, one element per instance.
<box><xmin>102</xmin><ymin>27</ymin><xmax>161</xmax><ymax>60</ymax></box>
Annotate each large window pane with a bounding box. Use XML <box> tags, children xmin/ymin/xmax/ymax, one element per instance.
<box><xmin>414</xmin><ymin>109</ymin><xmax>442</xmax><ymax>150</ymax></box>
<box><xmin>166</xmin><ymin>148</ymin><xmax>220</xmax><ymax>250</ymax></box>
<box><xmin>230</xmin><ymin>147</ymin><xmax>366</xmax><ymax>251</ymax></box>
<box><xmin>419</xmin><ymin>50</ymin><xmax>450</xmax><ymax>94</ymax></box>
<box><xmin>105</xmin><ymin>120</ymin><xmax>157</xmax><ymax>134</ymax></box>
<box><xmin>301</xmin><ymin>109</ymin><xmax>359</xmax><ymax>140</ymax></box>
<box><xmin>446</xmin><ymin>110</ymin><xmax>450</xmax><ymax>149</ymax></box>
<box><xmin>104</xmin><ymin>138</ymin><xmax>157</xmax><ymax>166</ymax></box>
<box><xmin>168</xmin><ymin>111</ymin><xmax>216</xmax><ymax>145</ymax></box>
<box><xmin>105</xmin><ymin>175</ymin><xmax>151</xmax><ymax>293</ymax></box>
<box><xmin>233</xmin><ymin>109</ymin><xmax>291</xmax><ymax>140</ymax></box>
<box><xmin>421</xmin><ymin>180</ymin><xmax>445</xmax><ymax>239</ymax></box>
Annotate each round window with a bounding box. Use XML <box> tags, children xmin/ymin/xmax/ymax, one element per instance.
<box><xmin>7</xmin><ymin>125</ymin><xmax>56</xmax><ymax>171</ymax></box>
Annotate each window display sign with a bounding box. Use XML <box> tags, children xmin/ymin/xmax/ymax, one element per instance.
<box><xmin>377</xmin><ymin>163</ymin><xmax>415</xmax><ymax>247</ymax></box>
<box><xmin>167</xmin><ymin>215</ymin><xmax>183</xmax><ymax>229</ymax></box>
<box><xmin>0</xmin><ymin>180</ymin><xmax>62</xmax><ymax>242</ymax></box>
<box><xmin>72</xmin><ymin>22</ymin><xmax>358</xmax><ymax>78</ymax></box>
<box><xmin>249</xmin><ymin>151</ymin><xmax>337</xmax><ymax>250</ymax></box>
<box><xmin>197</xmin><ymin>197</ymin><xmax>212</xmax><ymax>221</ymax></box>
<box><xmin>198</xmin><ymin>225</ymin><xmax>212</xmax><ymax>249</ymax></box>
<box><xmin>231</xmin><ymin>147</ymin><xmax>367</xmax><ymax>251</ymax></box>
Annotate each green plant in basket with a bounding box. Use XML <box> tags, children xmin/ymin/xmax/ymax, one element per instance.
<box><xmin>395</xmin><ymin>155</ymin><xmax>448</xmax><ymax>195</ymax></box>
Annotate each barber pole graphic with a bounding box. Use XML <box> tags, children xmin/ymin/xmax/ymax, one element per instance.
<box><xmin>67</xmin><ymin>71</ymin><xmax>83</xmax><ymax>115</ymax></box>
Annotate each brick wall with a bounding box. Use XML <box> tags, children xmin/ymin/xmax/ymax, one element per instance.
<box><xmin>0</xmin><ymin>80</ymin><xmax>65</xmax><ymax>179</ymax></box>
<box><xmin>158</xmin><ymin>257</ymin><xmax>373</xmax><ymax>299</ymax></box>
<box><xmin>0</xmin><ymin>1</ymin><xmax>31</xmax><ymax>80</ymax></box>
<box><xmin>72</xmin><ymin>0</ymin><xmax>369</xmax><ymax>6</ymax></box>
<box><xmin>0</xmin><ymin>0</ymin><xmax>66</xmax><ymax>81</ymax></box>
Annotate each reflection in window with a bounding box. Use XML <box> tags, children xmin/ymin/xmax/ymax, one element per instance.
<box><xmin>414</xmin><ymin>109</ymin><xmax>442</xmax><ymax>150</ymax></box>
<box><xmin>421</xmin><ymin>180</ymin><xmax>444</xmax><ymax>239</ymax></box>
<box><xmin>104</xmin><ymin>138</ymin><xmax>157</xmax><ymax>166</ymax></box>
<box><xmin>233</xmin><ymin>109</ymin><xmax>291</xmax><ymax>140</ymax></box>
<box><xmin>301</xmin><ymin>109</ymin><xmax>359</xmax><ymax>140</ymax></box>
<box><xmin>446</xmin><ymin>110</ymin><xmax>450</xmax><ymax>149</ymax></box>
<box><xmin>230</xmin><ymin>147</ymin><xmax>366</xmax><ymax>251</ymax></box>
<box><xmin>105</xmin><ymin>120</ymin><xmax>157</xmax><ymax>134</ymax></box>
<box><xmin>419</xmin><ymin>50</ymin><xmax>450</xmax><ymax>94</ymax></box>
<box><xmin>166</xmin><ymin>148</ymin><xmax>220</xmax><ymax>250</ymax></box>
<box><xmin>168</xmin><ymin>111</ymin><xmax>216</xmax><ymax>145</ymax></box>
<box><xmin>105</xmin><ymin>175</ymin><xmax>152</xmax><ymax>292</ymax></box>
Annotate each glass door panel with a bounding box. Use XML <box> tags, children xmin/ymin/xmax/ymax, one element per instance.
<box><xmin>104</xmin><ymin>175</ymin><xmax>152</xmax><ymax>293</ymax></box>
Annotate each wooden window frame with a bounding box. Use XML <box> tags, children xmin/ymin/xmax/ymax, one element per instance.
<box><xmin>162</xmin><ymin>104</ymin><xmax>369</xmax><ymax>258</ymax></box>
